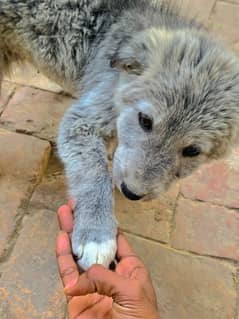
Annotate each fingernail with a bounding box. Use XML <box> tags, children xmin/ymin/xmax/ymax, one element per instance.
<box><xmin>117</xmin><ymin>229</ymin><xmax>123</xmax><ymax>235</ymax></box>
<box><xmin>64</xmin><ymin>278</ymin><xmax>78</xmax><ymax>293</ymax></box>
<box><xmin>68</xmin><ymin>199</ymin><xmax>75</xmax><ymax>209</ymax></box>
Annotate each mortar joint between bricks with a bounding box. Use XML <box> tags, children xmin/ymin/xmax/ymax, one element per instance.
<box><xmin>168</xmin><ymin>188</ymin><xmax>181</xmax><ymax>243</ymax></box>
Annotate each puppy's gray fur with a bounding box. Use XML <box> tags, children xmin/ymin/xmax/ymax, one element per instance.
<box><xmin>1</xmin><ymin>0</ymin><xmax>239</xmax><ymax>269</ymax></box>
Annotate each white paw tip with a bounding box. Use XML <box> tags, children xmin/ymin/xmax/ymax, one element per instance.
<box><xmin>76</xmin><ymin>239</ymin><xmax>117</xmax><ymax>270</ymax></box>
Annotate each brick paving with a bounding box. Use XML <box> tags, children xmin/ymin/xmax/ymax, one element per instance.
<box><xmin>0</xmin><ymin>1</ymin><xmax>239</xmax><ymax>318</ymax></box>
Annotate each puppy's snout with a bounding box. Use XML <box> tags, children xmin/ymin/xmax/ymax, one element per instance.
<box><xmin>120</xmin><ymin>182</ymin><xmax>144</xmax><ymax>201</ymax></box>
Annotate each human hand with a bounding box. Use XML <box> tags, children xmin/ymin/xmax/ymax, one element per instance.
<box><xmin>56</xmin><ymin>201</ymin><xmax>113</xmax><ymax>318</ymax></box>
<box><xmin>56</xmin><ymin>201</ymin><xmax>160</xmax><ymax>319</ymax></box>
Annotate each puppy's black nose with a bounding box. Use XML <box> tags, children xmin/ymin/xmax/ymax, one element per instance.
<box><xmin>121</xmin><ymin>182</ymin><xmax>144</xmax><ymax>201</ymax></box>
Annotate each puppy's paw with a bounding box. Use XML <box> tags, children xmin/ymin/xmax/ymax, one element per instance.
<box><xmin>72</xmin><ymin>229</ymin><xmax>117</xmax><ymax>270</ymax></box>
<box><xmin>73</xmin><ymin>238</ymin><xmax>117</xmax><ymax>270</ymax></box>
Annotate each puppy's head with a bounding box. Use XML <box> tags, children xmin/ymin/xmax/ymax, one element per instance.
<box><xmin>112</xmin><ymin>28</ymin><xmax>239</xmax><ymax>200</ymax></box>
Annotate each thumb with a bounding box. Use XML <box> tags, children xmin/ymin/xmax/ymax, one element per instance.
<box><xmin>64</xmin><ymin>264</ymin><xmax>127</xmax><ymax>298</ymax></box>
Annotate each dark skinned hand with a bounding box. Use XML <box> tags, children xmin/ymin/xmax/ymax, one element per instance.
<box><xmin>56</xmin><ymin>201</ymin><xmax>160</xmax><ymax>319</ymax></box>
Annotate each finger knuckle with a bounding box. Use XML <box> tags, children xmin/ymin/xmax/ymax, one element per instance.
<box><xmin>60</xmin><ymin>266</ymin><xmax>77</xmax><ymax>278</ymax></box>
<box><xmin>133</xmin><ymin>281</ymin><xmax>145</xmax><ymax>297</ymax></box>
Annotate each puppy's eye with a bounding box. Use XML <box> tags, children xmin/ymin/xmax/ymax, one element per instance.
<box><xmin>138</xmin><ymin>112</ymin><xmax>153</xmax><ymax>132</ymax></box>
<box><xmin>182</xmin><ymin>145</ymin><xmax>201</xmax><ymax>157</ymax></box>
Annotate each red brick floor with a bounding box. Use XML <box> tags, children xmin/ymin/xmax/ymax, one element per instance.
<box><xmin>1</xmin><ymin>0</ymin><xmax>239</xmax><ymax>317</ymax></box>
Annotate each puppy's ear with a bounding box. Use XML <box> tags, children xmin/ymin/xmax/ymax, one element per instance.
<box><xmin>110</xmin><ymin>57</ymin><xmax>144</xmax><ymax>75</ymax></box>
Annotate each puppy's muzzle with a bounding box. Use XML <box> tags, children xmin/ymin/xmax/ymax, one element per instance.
<box><xmin>121</xmin><ymin>182</ymin><xmax>144</xmax><ymax>201</ymax></box>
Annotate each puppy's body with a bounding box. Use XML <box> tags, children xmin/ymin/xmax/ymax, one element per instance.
<box><xmin>0</xmin><ymin>1</ymin><xmax>197</xmax><ymax>89</ymax></box>
<box><xmin>1</xmin><ymin>0</ymin><xmax>239</xmax><ymax>269</ymax></box>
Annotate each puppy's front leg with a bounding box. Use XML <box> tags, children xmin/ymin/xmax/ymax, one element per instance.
<box><xmin>58</xmin><ymin>100</ymin><xmax>117</xmax><ymax>270</ymax></box>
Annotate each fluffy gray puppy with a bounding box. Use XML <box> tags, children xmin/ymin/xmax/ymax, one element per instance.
<box><xmin>0</xmin><ymin>0</ymin><xmax>239</xmax><ymax>270</ymax></box>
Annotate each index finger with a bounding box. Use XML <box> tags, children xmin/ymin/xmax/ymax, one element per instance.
<box><xmin>116</xmin><ymin>234</ymin><xmax>147</xmax><ymax>279</ymax></box>
<box><xmin>56</xmin><ymin>231</ymin><xmax>81</xmax><ymax>290</ymax></box>
<box><xmin>116</xmin><ymin>233</ymin><xmax>138</xmax><ymax>260</ymax></box>
<box><xmin>57</xmin><ymin>204</ymin><xmax>74</xmax><ymax>235</ymax></box>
